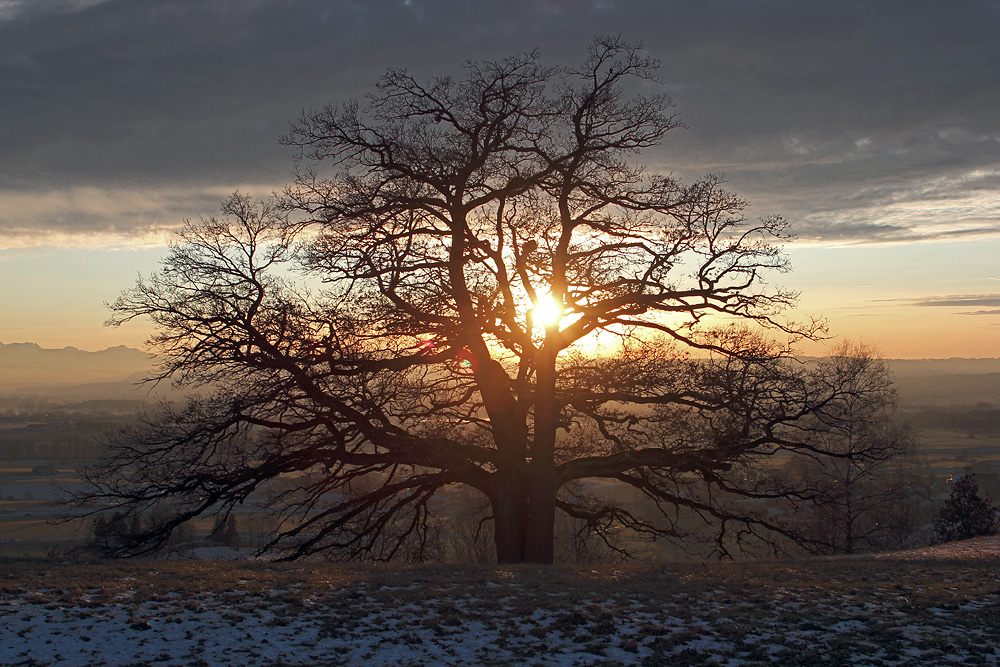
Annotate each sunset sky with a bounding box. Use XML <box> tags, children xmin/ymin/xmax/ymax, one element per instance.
<box><xmin>1</xmin><ymin>0</ymin><xmax>998</xmax><ymax>358</ymax></box>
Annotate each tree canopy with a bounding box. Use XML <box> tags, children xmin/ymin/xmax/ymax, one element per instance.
<box><xmin>75</xmin><ymin>37</ymin><xmax>898</xmax><ymax>564</ymax></box>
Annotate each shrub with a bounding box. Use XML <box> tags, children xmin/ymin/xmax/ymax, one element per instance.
<box><xmin>934</xmin><ymin>473</ymin><xmax>999</xmax><ymax>543</ymax></box>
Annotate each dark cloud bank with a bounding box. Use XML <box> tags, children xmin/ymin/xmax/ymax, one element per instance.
<box><xmin>2</xmin><ymin>0</ymin><xmax>998</xmax><ymax>243</ymax></box>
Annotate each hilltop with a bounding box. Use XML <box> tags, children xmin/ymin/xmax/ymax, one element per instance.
<box><xmin>1</xmin><ymin>539</ymin><xmax>999</xmax><ymax>666</ymax></box>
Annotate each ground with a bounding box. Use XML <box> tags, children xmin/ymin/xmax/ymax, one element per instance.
<box><xmin>2</xmin><ymin>538</ymin><xmax>1000</xmax><ymax>666</ymax></box>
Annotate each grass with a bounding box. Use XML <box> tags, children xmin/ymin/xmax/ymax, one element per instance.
<box><xmin>3</xmin><ymin>547</ymin><xmax>1000</xmax><ymax>666</ymax></box>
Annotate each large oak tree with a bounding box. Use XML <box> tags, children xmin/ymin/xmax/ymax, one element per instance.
<box><xmin>76</xmin><ymin>38</ymin><xmax>896</xmax><ymax>564</ymax></box>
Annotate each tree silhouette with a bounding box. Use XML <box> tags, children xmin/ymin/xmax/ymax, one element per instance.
<box><xmin>74</xmin><ymin>38</ymin><xmax>898</xmax><ymax>564</ymax></box>
<box><xmin>781</xmin><ymin>343</ymin><xmax>924</xmax><ymax>553</ymax></box>
<box><xmin>935</xmin><ymin>473</ymin><xmax>998</xmax><ymax>543</ymax></box>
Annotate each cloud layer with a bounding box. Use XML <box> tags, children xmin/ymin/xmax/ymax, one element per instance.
<box><xmin>913</xmin><ymin>295</ymin><xmax>1000</xmax><ymax>310</ymax></box>
<box><xmin>2</xmin><ymin>0</ymin><xmax>998</xmax><ymax>247</ymax></box>
<box><xmin>0</xmin><ymin>185</ymin><xmax>260</xmax><ymax>249</ymax></box>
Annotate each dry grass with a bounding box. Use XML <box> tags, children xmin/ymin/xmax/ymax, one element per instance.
<box><xmin>3</xmin><ymin>541</ymin><xmax>1000</xmax><ymax>665</ymax></box>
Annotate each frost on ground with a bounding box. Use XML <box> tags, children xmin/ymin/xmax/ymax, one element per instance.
<box><xmin>2</xmin><ymin>538</ymin><xmax>1000</xmax><ymax>666</ymax></box>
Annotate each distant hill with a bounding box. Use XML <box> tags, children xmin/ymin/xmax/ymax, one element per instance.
<box><xmin>0</xmin><ymin>341</ymin><xmax>154</xmax><ymax>391</ymax></box>
<box><xmin>2</xmin><ymin>342</ymin><xmax>998</xmax><ymax>407</ymax></box>
<box><xmin>780</xmin><ymin>357</ymin><xmax>1000</xmax><ymax>407</ymax></box>
<box><xmin>883</xmin><ymin>359</ymin><xmax>1000</xmax><ymax>407</ymax></box>
<box><xmin>885</xmin><ymin>358</ymin><xmax>1000</xmax><ymax>377</ymax></box>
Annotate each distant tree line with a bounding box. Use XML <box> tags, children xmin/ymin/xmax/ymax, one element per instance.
<box><xmin>0</xmin><ymin>397</ymin><xmax>146</xmax><ymax>420</ymax></box>
<box><xmin>91</xmin><ymin>507</ymin><xmax>243</xmax><ymax>556</ymax></box>
<box><xmin>1</xmin><ymin>425</ymin><xmax>111</xmax><ymax>461</ymax></box>
<box><xmin>0</xmin><ymin>400</ymin><xmax>141</xmax><ymax>463</ymax></box>
<box><xmin>901</xmin><ymin>403</ymin><xmax>1000</xmax><ymax>438</ymax></box>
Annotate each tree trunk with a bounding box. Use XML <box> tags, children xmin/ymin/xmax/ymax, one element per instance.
<box><xmin>524</xmin><ymin>472</ymin><xmax>556</xmax><ymax>563</ymax></box>
<box><xmin>489</xmin><ymin>470</ymin><xmax>557</xmax><ymax>564</ymax></box>
<box><xmin>486</xmin><ymin>344</ymin><xmax>560</xmax><ymax>564</ymax></box>
<box><xmin>490</xmin><ymin>478</ymin><xmax>528</xmax><ymax>564</ymax></box>
<box><xmin>523</xmin><ymin>345</ymin><xmax>558</xmax><ymax>564</ymax></box>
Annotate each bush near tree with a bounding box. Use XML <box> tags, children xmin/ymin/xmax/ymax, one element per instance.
<box><xmin>935</xmin><ymin>473</ymin><xmax>999</xmax><ymax>543</ymax></box>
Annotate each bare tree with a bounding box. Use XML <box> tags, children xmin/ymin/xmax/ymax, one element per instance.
<box><xmin>73</xmin><ymin>38</ymin><xmax>899</xmax><ymax>564</ymax></box>
<box><xmin>780</xmin><ymin>343</ymin><xmax>926</xmax><ymax>553</ymax></box>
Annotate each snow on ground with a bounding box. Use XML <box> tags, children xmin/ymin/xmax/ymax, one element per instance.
<box><xmin>2</xmin><ymin>539</ymin><xmax>1000</xmax><ymax>666</ymax></box>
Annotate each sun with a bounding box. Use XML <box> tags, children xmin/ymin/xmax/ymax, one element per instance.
<box><xmin>531</xmin><ymin>293</ymin><xmax>564</xmax><ymax>328</ymax></box>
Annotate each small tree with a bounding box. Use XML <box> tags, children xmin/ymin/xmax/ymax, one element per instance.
<box><xmin>210</xmin><ymin>514</ymin><xmax>242</xmax><ymax>549</ymax></box>
<box><xmin>935</xmin><ymin>473</ymin><xmax>999</xmax><ymax>543</ymax></box>
<box><xmin>781</xmin><ymin>343</ymin><xmax>927</xmax><ymax>554</ymax></box>
<box><xmin>90</xmin><ymin>511</ymin><xmax>143</xmax><ymax>556</ymax></box>
<box><xmin>73</xmin><ymin>38</ymin><xmax>901</xmax><ymax>564</ymax></box>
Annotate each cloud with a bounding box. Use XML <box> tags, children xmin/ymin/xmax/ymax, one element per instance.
<box><xmin>868</xmin><ymin>295</ymin><xmax>1000</xmax><ymax>317</ymax></box>
<box><xmin>1</xmin><ymin>0</ymin><xmax>998</xmax><ymax>245</ymax></box>
<box><xmin>910</xmin><ymin>295</ymin><xmax>1000</xmax><ymax>308</ymax></box>
<box><xmin>0</xmin><ymin>0</ymin><xmax>111</xmax><ymax>22</ymax></box>
<box><xmin>783</xmin><ymin>167</ymin><xmax>1000</xmax><ymax>245</ymax></box>
<box><xmin>0</xmin><ymin>184</ymin><xmax>279</xmax><ymax>249</ymax></box>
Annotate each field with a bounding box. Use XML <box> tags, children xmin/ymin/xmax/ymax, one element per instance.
<box><xmin>4</xmin><ymin>423</ymin><xmax>999</xmax><ymax>558</ymax></box>
<box><xmin>0</xmin><ymin>467</ymin><xmax>90</xmax><ymax>557</ymax></box>
<box><xmin>2</xmin><ymin>367</ymin><xmax>1000</xmax><ymax>665</ymax></box>
<box><xmin>919</xmin><ymin>430</ymin><xmax>1000</xmax><ymax>469</ymax></box>
<box><xmin>2</xmin><ymin>539</ymin><xmax>1000</xmax><ymax>666</ymax></box>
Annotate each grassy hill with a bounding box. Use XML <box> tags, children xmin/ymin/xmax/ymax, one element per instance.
<box><xmin>2</xmin><ymin>540</ymin><xmax>999</xmax><ymax>666</ymax></box>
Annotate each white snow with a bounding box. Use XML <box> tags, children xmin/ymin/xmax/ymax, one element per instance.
<box><xmin>4</xmin><ymin>537</ymin><xmax>1000</xmax><ymax>666</ymax></box>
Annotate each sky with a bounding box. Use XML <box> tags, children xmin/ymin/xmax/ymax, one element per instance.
<box><xmin>1</xmin><ymin>0</ymin><xmax>998</xmax><ymax>358</ymax></box>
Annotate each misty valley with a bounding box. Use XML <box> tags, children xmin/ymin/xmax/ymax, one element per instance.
<box><xmin>3</xmin><ymin>347</ymin><xmax>1000</xmax><ymax>665</ymax></box>
<box><xmin>3</xmin><ymin>343</ymin><xmax>999</xmax><ymax>563</ymax></box>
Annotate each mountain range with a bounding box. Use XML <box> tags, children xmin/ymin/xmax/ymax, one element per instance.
<box><xmin>0</xmin><ymin>341</ymin><xmax>154</xmax><ymax>390</ymax></box>
<box><xmin>2</xmin><ymin>341</ymin><xmax>998</xmax><ymax>406</ymax></box>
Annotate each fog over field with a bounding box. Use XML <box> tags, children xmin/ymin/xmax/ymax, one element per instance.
<box><xmin>3</xmin><ymin>340</ymin><xmax>999</xmax><ymax>402</ymax></box>
<box><xmin>2</xmin><ymin>342</ymin><xmax>999</xmax><ymax>560</ymax></box>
